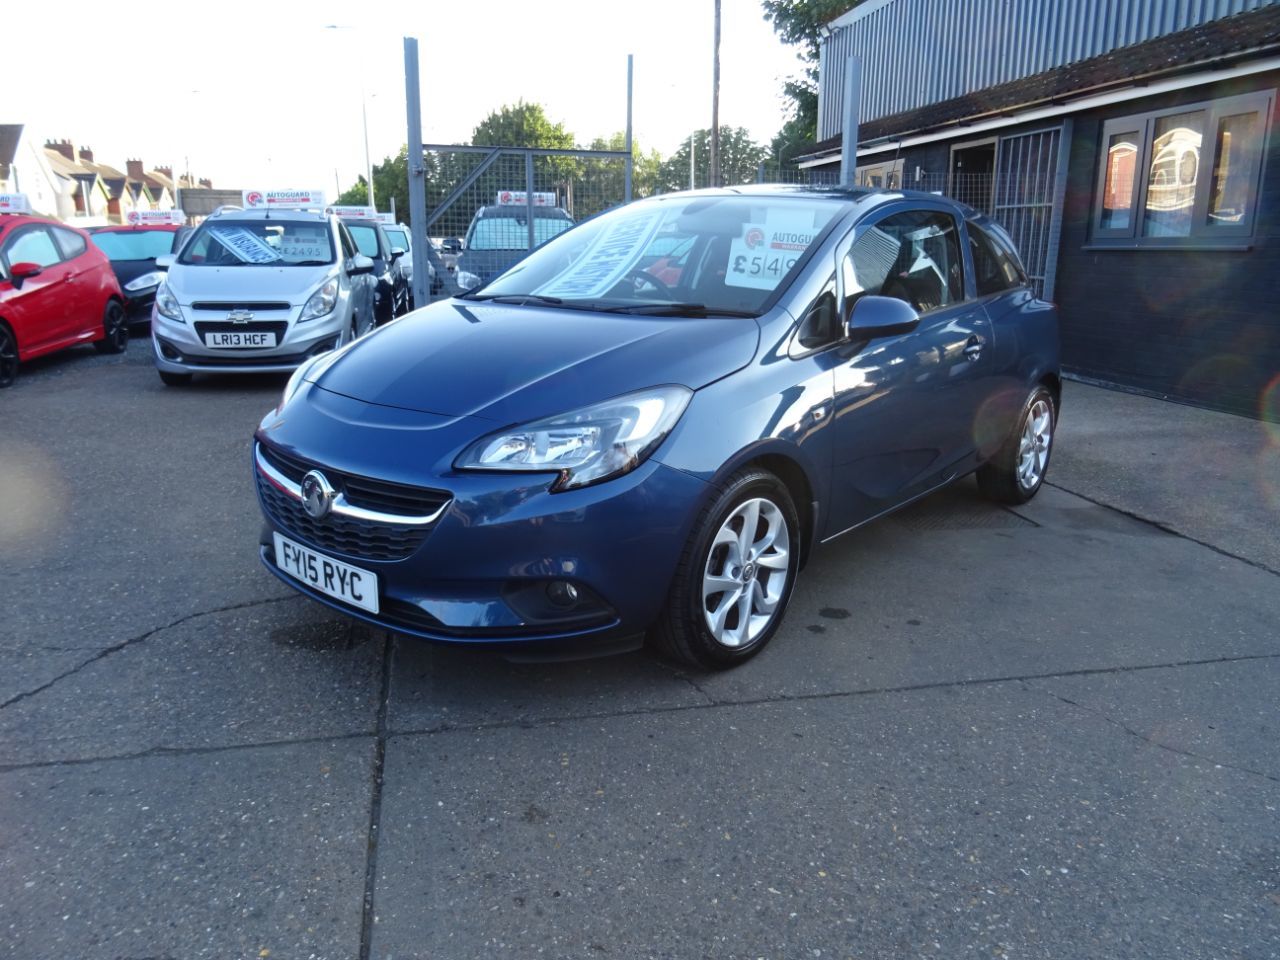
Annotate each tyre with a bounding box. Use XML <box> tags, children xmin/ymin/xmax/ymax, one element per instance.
<box><xmin>0</xmin><ymin>322</ymin><xmax>18</xmax><ymax>389</ymax></box>
<box><xmin>93</xmin><ymin>300</ymin><xmax>128</xmax><ymax>354</ymax></box>
<box><xmin>652</xmin><ymin>469</ymin><xmax>800</xmax><ymax>669</ymax></box>
<box><xmin>977</xmin><ymin>385</ymin><xmax>1056</xmax><ymax>504</ymax></box>
<box><xmin>158</xmin><ymin>369</ymin><xmax>192</xmax><ymax>387</ymax></box>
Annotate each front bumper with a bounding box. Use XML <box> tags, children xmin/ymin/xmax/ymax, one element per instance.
<box><xmin>152</xmin><ymin>306</ymin><xmax>344</xmax><ymax>375</ymax></box>
<box><xmin>252</xmin><ymin>415</ymin><xmax>709</xmax><ymax>650</ymax></box>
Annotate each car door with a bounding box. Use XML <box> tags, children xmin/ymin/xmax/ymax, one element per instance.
<box><xmin>0</xmin><ymin>224</ymin><xmax>76</xmax><ymax>353</ymax></box>
<box><xmin>824</xmin><ymin>204</ymin><xmax>994</xmax><ymax>535</ymax></box>
<box><xmin>51</xmin><ymin>226</ymin><xmax>101</xmax><ymax>338</ymax></box>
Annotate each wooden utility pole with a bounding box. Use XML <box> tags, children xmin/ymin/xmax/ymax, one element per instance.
<box><xmin>710</xmin><ymin>0</ymin><xmax>721</xmax><ymax>188</ymax></box>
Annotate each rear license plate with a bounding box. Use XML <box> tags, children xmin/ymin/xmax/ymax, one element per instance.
<box><xmin>205</xmin><ymin>331</ymin><xmax>277</xmax><ymax>348</ymax></box>
<box><xmin>273</xmin><ymin>532</ymin><xmax>379</xmax><ymax>614</ymax></box>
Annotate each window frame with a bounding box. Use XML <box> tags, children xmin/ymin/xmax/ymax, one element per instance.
<box><xmin>1</xmin><ymin>224</ymin><xmax>65</xmax><ymax>271</ymax></box>
<box><xmin>1090</xmin><ymin>90</ymin><xmax>1273</xmax><ymax>246</ymax></box>
<box><xmin>52</xmin><ymin>227</ymin><xmax>88</xmax><ymax>260</ymax></box>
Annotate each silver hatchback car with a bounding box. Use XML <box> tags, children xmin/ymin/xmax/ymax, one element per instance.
<box><xmin>151</xmin><ymin>208</ymin><xmax>377</xmax><ymax>385</ymax></box>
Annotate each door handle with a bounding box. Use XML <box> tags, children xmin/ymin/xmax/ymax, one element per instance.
<box><xmin>64</xmin><ymin>274</ymin><xmax>75</xmax><ymax>283</ymax></box>
<box><xmin>964</xmin><ymin>336</ymin><xmax>982</xmax><ymax>362</ymax></box>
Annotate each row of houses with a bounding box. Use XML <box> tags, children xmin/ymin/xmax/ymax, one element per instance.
<box><xmin>0</xmin><ymin>125</ymin><xmax>212</xmax><ymax>225</ymax></box>
<box><xmin>801</xmin><ymin>0</ymin><xmax>1279</xmax><ymax>418</ymax></box>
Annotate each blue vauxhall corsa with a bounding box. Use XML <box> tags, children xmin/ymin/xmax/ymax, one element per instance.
<box><xmin>254</xmin><ymin>186</ymin><xmax>1059</xmax><ymax>668</ymax></box>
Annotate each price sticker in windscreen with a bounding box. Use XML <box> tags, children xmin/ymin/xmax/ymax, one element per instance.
<box><xmin>725</xmin><ymin>224</ymin><xmax>803</xmax><ymax>291</ymax></box>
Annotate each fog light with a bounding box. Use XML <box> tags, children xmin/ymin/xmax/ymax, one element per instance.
<box><xmin>546</xmin><ymin>581</ymin><xmax>579</xmax><ymax>606</ymax></box>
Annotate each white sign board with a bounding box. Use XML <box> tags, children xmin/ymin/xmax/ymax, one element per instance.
<box><xmin>534</xmin><ymin>209</ymin><xmax>664</xmax><ymax>300</ymax></box>
<box><xmin>242</xmin><ymin>189</ymin><xmax>326</xmax><ymax>210</ymax></box>
<box><xmin>209</xmin><ymin>225</ymin><xmax>281</xmax><ymax>264</ymax></box>
<box><xmin>375</xmin><ymin>212</ymin><xmax>396</xmax><ymax>225</ymax></box>
<box><xmin>724</xmin><ymin>209</ymin><xmax>820</xmax><ymax>291</ymax></box>
<box><xmin>326</xmin><ymin>205</ymin><xmax>376</xmax><ymax>219</ymax></box>
<box><xmin>0</xmin><ymin>193</ymin><xmax>33</xmax><ymax>214</ymax></box>
<box><xmin>126</xmin><ymin>209</ymin><xmax>186</xmax><ymax>225</ymax></box>
<box><xmin>496</xmin><ymin>191</ymin><xmax>556</xmax><ymax>207</ymax></box>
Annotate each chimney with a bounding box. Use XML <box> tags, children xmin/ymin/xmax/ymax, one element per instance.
<box><xmin>45</xmin><ymin>139</ymin><xmax>75</xmax><ymax>161</ymax></box>
<box><xmin>198</xmin><ymin>177</ymin><xmax>212</xmax><ymax>189</ymax></box>
<box><xmin>156</xmin><ymin>165</ymin><xmax>173</xmax><ymax>181</ymax></box>
<box><xmin>126</xmin><ymin>159</ymin><xmax>145</xmax><ymax>181</ymax></box>
<box><xmin>78</xmin><ymin>146</ymin><xmax>94</xmax><ymax>163</ymax></box>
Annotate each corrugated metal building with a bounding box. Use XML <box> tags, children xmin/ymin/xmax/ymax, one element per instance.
<box><xmin>800</xmin><ymin>0</ymin><xmax>1280</xmax><ymax>418</ymax></box>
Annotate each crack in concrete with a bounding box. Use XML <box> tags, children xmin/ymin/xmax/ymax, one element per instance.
<box><xmin>385</xmin><ymin>651</ymin><xmax>1280</xmax><ymax>742</ymax></box>
<box><xmin>358</xmin><ymin>632</ymin><xmax>394</xmax><ymax>960</ymax></box>
<box><xmin>0</xmin><ymin>730</ymin><xmax>375</xmax><ymax>775</ymax></box>
<box><xmin>1023</xmin><ymin>679</ymin><xmax>1280</xmax><ymax>785</ymax></box>
<box><xmin>1044</xmin><ymin>480</ymin><xmax>1280</xmax><ymax>578</ymax></box>
<box><xmin>0</xmin><ymin>594</ymin><xmax>299</xmax><ymax>712</ymax></box>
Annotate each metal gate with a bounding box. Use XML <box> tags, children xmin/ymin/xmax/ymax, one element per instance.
<box><xmin>989</xmin><ymin>123</ymin><xmax>1071</xmax><ymax>300</ymax></box>
<box><xmin>418</xmin><ymin>144</ymin><xmax>632</xmax><ymax>303</ymax></box>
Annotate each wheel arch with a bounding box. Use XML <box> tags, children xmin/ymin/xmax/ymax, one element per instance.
<box><xmin>704</xmin><ymin>441</ymin><xmax>820</xmax><ymax>571</ymax></box>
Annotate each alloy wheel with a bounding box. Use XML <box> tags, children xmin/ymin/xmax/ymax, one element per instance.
<box><xmin>1017</xmin><ymin>398</ymin><xmax>1053</xmax><ymax>491</ymax></box>
<box><xmin>702</xmin><ymin>497</ymin><xmax>791</xmax><ymax>648</ymax></box>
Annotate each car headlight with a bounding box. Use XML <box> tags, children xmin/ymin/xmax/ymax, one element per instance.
<box><xmin>300</xmin><ymin>278</ymin><xmax>339</xmax><ymax>322</ymax></box>
<box><xmin>455</xmin><ymin>385</ymin><xmax>692</xmax><ymax>491</ymax></box>
<box><xmin>456</xmin><ymin>270</ymin><xmax>482</xmax><ymax>292</ymax></box>
<box><xmin>124</xmin><ymin>270</ymin><xmax>164</xmax><ymax>292</ymax></box>
<box><xmin>155</xmin><ymin>282</ymin><xmax>183</xmax><ymax>322</ymax></box>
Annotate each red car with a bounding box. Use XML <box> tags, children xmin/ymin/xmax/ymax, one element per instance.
<box><xmin>0</xmin><ymin>211</ymin><xmax>127</xmax><ymax>389</ymax></box>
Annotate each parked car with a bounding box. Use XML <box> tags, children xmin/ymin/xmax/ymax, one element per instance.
<box><xmin>454</xmin><ymin>201</ymin><xmax>573</xmax><ymax>291</ymax></box>
<box><xmin>252</xmin><ymin>186</ymin><xmax>1059</xmax><ymax>668</ymax></box>
<box><xmin>151</xmin><ymin>207</ymin><xmax>377</xmax><ymax>386</ymax></box>
<box><xmin>381</xmin><ymin>222</ymin><xmax>440</xmax><ymax>308</ymax></box>
<box><xmin>89</xmin><ymin>222</ymin><xmax>191</xmax><ymax>327</ymax></box>
<box><xmin>0</xmin><ymin>204</ymin><xmax>128</xmax><ymax>389</ymax></box>
<box><xmin>334</xmin><ymin>215</ymin><xmax>406</xmax><ymax>322</ymax></box>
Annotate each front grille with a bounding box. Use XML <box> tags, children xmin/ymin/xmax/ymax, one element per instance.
<box><xmin>259</xmin><ymin>444</ymin><xmax>450</xmax><ymax>518</ymax></box>
<box><xmin>193</xmin><ymin>320</ymin><xmax>289</xmax><ymax>343</ymax></box>
<box><xmin>258</xmin><ymin>478</ymin><xmax>432</xmax><ymax>561</ymax></box>
<box><xmin>191</xmin><ymin>301</ymin><xmax>291</xmax><ymax>311</ymax></box>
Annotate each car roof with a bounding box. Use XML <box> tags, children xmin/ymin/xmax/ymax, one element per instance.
<box><xmin>209</xmin><ymin>208</ymin><xmax>332</xmax><ymax>224</ymax></box>
<box><xmin>90</xmin><ymin>224</ymin><xmax>180</xmax><ymax>233</ymax></box>
<box><xmin>0</xmin><ymin>213</ymin><xmax>81</xmax><ymax>239</ymax></box>
<box><xmin>661</xmin><ymin>183</ymin><xmax>984</xmax><ymax>219</ymax></box>
<box><xmin>476</xmin><ymin>205</ymin><xmax>572</xmax><ymax>219</ymax></box>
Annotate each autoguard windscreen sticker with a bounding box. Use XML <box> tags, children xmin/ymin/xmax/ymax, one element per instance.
<box><xmin>209</xmin><ymin>226</ymin><xmax>281</xmax><ymax>264</ymax></box>
<box><xmin>725</xmin><ymin>207</ymin><xmax>824</xmax><ymax>291</ymax></box>
<box><xmin>534</xmin><ymin>210</ymin><xmax>665</xmax><ymax>300</ymax></box>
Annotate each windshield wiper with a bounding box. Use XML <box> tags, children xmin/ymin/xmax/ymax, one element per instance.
<box><xmin>290</xmin><ymin>259</ymin><xmax>332</xmax><ymax>266</ymax></box>
<box><xmin>601</xmin><ymin>302</ymin><xmax>758</xmax><ymax>318</ymax></box>
<box><xmin>460</xmin><ymin>293</ymin><xmax>564</xmax><ymax>306</ymax></box>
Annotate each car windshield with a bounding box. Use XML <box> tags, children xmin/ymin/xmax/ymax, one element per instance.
<box><xmin>90</xmin><ymin>230</ymin><xmax>175</xmax><ymax>261</ymax></box>
<box><xmin>384</xmin><ymin>227</ymin><xmax>409</xmax><ymax>251</ymax></box>
<box><xmin>473</xmin><ymin>194</ymin><xmax>845</xmax><ymax>316</ymax></box>
<box><xmin>178</xmin><ymin>219</ymin><xmax>334</xmax><ymax>266</ymax></box>
<box><xmin>346</xmin><ymin>223</ymin><xmax>381</xmax><ymax>258</ymax></box>
<box><xmin>468</xmin><ymin>216</ymin><xmax>573</xmax><ymax>251</ymax></box>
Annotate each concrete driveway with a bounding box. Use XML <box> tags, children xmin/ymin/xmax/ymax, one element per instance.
<box><xmin>2</xmin><ymin>341</ymin><xmax>1277</xmax><ymax>959</ymax></box>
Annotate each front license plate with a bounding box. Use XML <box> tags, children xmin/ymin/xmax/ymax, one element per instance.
<box><xmin>205</xmin><ymin>331</ymin><xmax>277</xmax><ymax>348</ymax></box>
<box><xmin>273</xmin><ymin>532</ymin><xmax>379</xmax><ymax>614</ymax></box>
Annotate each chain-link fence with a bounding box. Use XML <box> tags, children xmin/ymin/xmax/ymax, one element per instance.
<box><xmin>421</xmin><ymin>145</ymin><xmax>631</xmax><ymax>302</ymax></box>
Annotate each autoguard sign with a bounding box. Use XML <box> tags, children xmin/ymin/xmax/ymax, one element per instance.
<box><xmin>242</xmin><ymin>189</ymin><xmax>327</xmax><ymax>210</ymax></box>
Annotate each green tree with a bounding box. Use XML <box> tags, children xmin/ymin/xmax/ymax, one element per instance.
<box><xmin>656</xmin><ymin>127</ymin><xmax>769</xmax><ymax>193</ymax></box>
<box><xmin>471</xmin><ymin>101</ymin><xmax>577</xmax><ymax>150</ymax></box>
<box><xmin>336</xmin><ymin>175</ymin><xmax>368</xmax><ymax>206</ymax></box>
<box><xmin>761</xmin><ymin>0</ymin><xmax>864</xmax><ymax>164</ymax></box>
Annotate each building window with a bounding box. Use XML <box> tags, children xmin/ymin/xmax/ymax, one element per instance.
<box><xmin>1091</xmin><ymin>90</ymin><xmax>1272</xmax><ymax>245</ymax></box>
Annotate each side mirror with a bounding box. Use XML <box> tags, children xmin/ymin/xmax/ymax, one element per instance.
<box><xmin>390</xmin><ymin>248</ymin><xmax>405</xmax><ymax>260</ymax></box>
<box><xmin>155</xmin><ymin>254</ymin><xmax>175</xmax><ymax>270</ymax></box>
<box><xmin>350</xmin><ymin>254</ymin><xmax>375</xmax><ymax>275</ymax></box>
<box><xmin>8</xmin><ymin>261</ymin><xmax>42</xmax><ymax>288</ymax></box>
<box><xmin>844</xmin><ymin>294</ymin><xmax>920</xmax><ymax>340</ymax></box>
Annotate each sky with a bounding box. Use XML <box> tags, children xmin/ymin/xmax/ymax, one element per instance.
<box><xmin>5</xmin><ymin>0</ymin><xmax>809</xmax><ymax>197</ymax></box>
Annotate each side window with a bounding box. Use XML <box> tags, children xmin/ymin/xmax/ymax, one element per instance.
<box><xmin>52</xmin><ymin>228</ymin><xmax>88</xmax><ymax>260</ymax></box>
<box><xmin>3</xmin><ymin>227</ymin><xmax>63</xmax><ymax>269</ymax></box>
<box><xmin>968</xmin><ymin>222</ymin><xmax>1025</xmax><ymax>296</ymax></box>
<box><xmin>844</xmin><ymin>209</ymin><xmax>964</xmax><ymax>314</ymax></box>
<box><xmin>338</xmin><ymin>223</ymin><xmax>357</xmax><ymax>260</ymax></box>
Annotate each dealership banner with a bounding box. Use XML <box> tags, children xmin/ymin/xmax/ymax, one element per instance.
<box><xmin>326</xmin><ymin>205</ymin><xmax>376</xmax><ymax>219</ymax></box>
<box><xmin>0</xmin><ymin>193</ymin><xmax>32</xmax><ymax>214</ymax></box>
<box><xmin>242</xmin><ymin>189</ymin><xmax>327</xmax><ymax>210</ymax></box>
<box><xmin>126</xmin><ymin>209</ymin><xmax>186</xmax><ymax>225</ymax></box>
